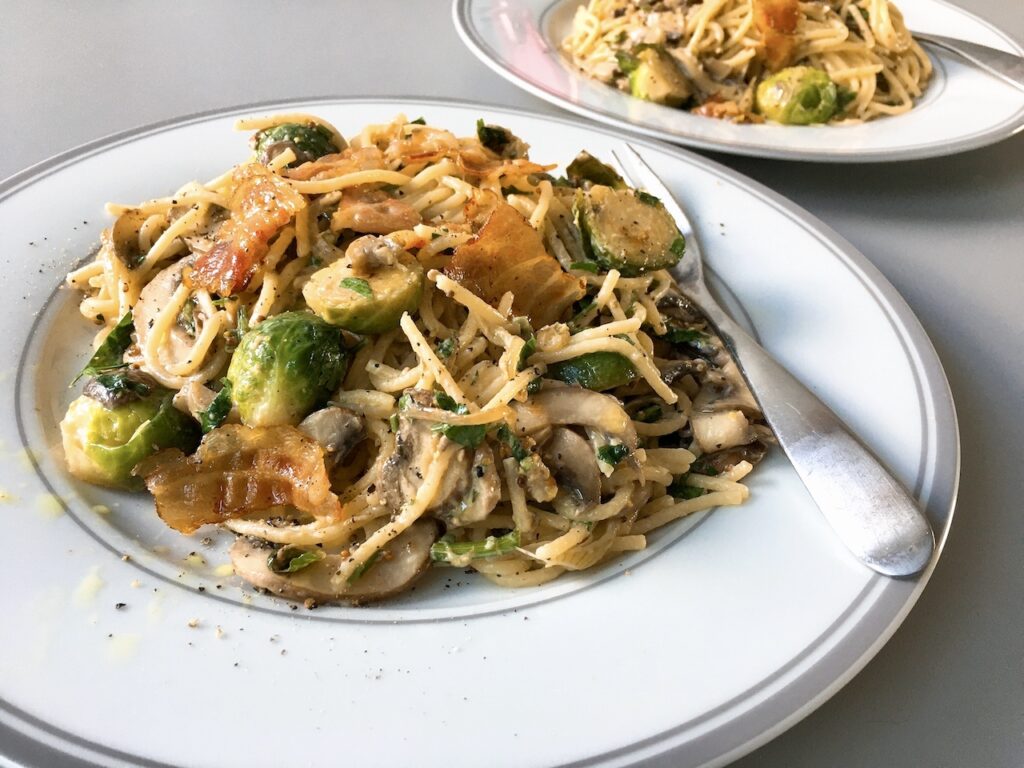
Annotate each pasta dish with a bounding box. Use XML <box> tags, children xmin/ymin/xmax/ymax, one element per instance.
<box><xmin>61</xmin><ymin>114</ymin><xmax>769</xmax><ymax>604</ymax></box>
<box><xmin>563</xmin><ymin>0</ymin><xmax>931</xmax><ymax>124</ymax></box>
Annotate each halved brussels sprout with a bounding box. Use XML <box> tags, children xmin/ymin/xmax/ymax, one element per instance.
<box><xmin>547</xmin><ymin>352</ymin><xmax>636</xmax><ymax>391</ymax></box>
<box><xmin>226</xmin><ymin>311</ymin><xmax>348</xmax><ymax>427</ymax></box>
<box><xmin>755</xmin><ymin>67</ymin><xmax>839</xmax><ymax>125</ymax></box>
<box><xmin>253</xmin><ymin>122</ymin><xmax>342</xmax><ymax>167</ymax></box>
<box><xmin>60</xmin><ymin>387</ymin><xmax>200</xmax><ymax>489</ymax></box>
<box><xmin>303</xmin><ymin>243</ymin><xmax>424</xmax><ymax>335</ymax></box>
<box><xmin>574</xmin><ymin>185</ymin><xmax>685</xmax><ymax>276</ymax></box>
<box><xmin>618</xmin><ymin>46</ymin><xmax>692</xmax><ymax>107</ymax></box>
<box><xmin>565</xmin><ymin>151</ymin><xmax>626</xmax><ymax>190</ymax></box>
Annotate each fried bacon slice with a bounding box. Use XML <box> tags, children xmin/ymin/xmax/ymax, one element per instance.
<box><xmin>752</xmin><ymin>0</ymin><xmax>800</xmax><ymax>71</ymax></box>
<box><xmin>445</xmin><ymin>201</ymin><xmax>585</xmax><ymax>328</ymax></box>
<box><xmin>189</xmin><ymin>163</ymin><xmax>306</xmax><ymax>295</ymax></box>
<box><xmin>135</xmin><ymin>424</ymin><xmax>339</xmax><ymax>534</ymax></box>
<box><xmin>283</xmin><ymin>146</ymin><xmax>386</xmax><ymax>182</ymax></box>
<box><xmin>331</xmin><ymin>186</ymin><xmax>421</xmax><ymax>234</ymax></box>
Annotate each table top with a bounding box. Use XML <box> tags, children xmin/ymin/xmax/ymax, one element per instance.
<box><xmin>3</xmin><ymin>2</ymin><xmax>1022</xmax><ymax>766</ymax></box>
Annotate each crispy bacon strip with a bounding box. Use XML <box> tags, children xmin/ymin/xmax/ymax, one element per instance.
<box><xmin>445</xmin><ymin>201</ymin><xmax>585</xmax><ymax>328</ymax></box>
<box><xmin>331</xmin><ymin>187</ymin><xmax>421</xmax><ymax>234</ymax></box>
<box><xmin>135</xmin><ymin>425</ymin><xmax>339</xmax><ymax>534</ymax></box>
<box><xmin>189</xmin><ymin>163</ymin><xmax>306</xmax><ymax>295</ymax></box>
<box><xmin>752</xmin><ymin>0</ymin><xmax>800</xmax><ymax>71</ymax></box>
<box><xmin>284</xmin><ymin>146</ymin><xmax>386</xmax><ymax>182</ymax></box>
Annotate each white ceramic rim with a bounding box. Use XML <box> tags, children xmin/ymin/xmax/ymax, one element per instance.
<box><xmin>0</xmin><ymin>96</ymin><xmax>960</xmax><ymax>768</ymax></box>
<box><xmin>452</xmin><ymin>0</ymin><xmax>1024</xmax><ymax>162</ymax></box>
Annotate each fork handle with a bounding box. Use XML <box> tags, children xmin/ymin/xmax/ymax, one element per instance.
<box><xmin>687</xmin><ymin>282</ymin><xmax>935</xmax><ymax>576</ymax></box>
<box><xmin>913</xmin><ymin>32</ymin><xmax>1024</xmax><ymax>93</ymax></box>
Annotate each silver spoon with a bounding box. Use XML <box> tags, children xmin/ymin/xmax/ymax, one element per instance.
<box><xmin>611</xmin><ymin>144</ymin><xmax>935</xmax><ymax>577</ymax></box>
<box><xmin>913</xmin><ymin>32</ymin><xmax>1024</xmax><ymax>94</ymax></box>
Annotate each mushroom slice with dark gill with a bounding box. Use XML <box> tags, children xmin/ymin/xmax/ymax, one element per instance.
<box><xmin>298</xmin><ymin>406</ymin><xmax>364</xmax><ymax>464</ymax></box>
<box><xmin>378</xmin><ymin>390</ymin><xmax>500</xmax><ymax>526</ymax></box>
<box><xmin>228</xmin><ymin>520</ymin><xmax>437</xmax><ymax>604</ymax></box>
<box><xmin>511</xmin><ymin>388</ymin><xmax>637</xmax><ymax>450</ymax></box>
<box><xmin>541</xmin><ymin>427</ymin><xmax>602</xmax><ymax>519</ymax></box>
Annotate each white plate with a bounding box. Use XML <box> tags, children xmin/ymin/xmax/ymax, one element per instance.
<box><xmin>453</xmin><ymin>0</ymin><xmax>1024</xmax><ymax>161</ymax></box>
<box><xmin>0</xmin><ymin>98</ymin><xmax>958</xmax><ymax>768</ymax></box>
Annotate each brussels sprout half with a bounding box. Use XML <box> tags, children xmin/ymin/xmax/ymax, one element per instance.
<box><xmin>547</xmin><ymin>351</ymin><xmax>637</xmax><ymax>391</ymax></box>
<box><xmin>226</xmin><ymin>311</ymin><xmax>348</xmax><ymax>427</ymax></box>
<box><xmin>618</xmin><ymin>46</ymin><xmax>692</xmax><ymax>107</ymax></box>
<box><xmin>253</xmin><ymin>123</ymin><xmax>341</xmax><ymax>167</ymax></box>
<box><xmin>755</xmin><ymin>67</ymin><xmax>840</xmax><ymax>125</ymax></box>
<box><xmin>60</xmin><ymin>388</ymin><xmax>200</xmax><ymax>490</ymax></box>
<box><xmin>303</xmin><ymin>250</ymin><xmax>423</xmax><ymax>335</ymax></box>
<box><xmin>574</xmin><ymin>185</ymin><xmax>686</xmax><ymax>276</ymax></box>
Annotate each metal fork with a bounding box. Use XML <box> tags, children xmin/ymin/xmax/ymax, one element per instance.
<box><xmin>912</xmin><ymin>32</ymin><xmax>1024</xmax><ymax>94</ymax></box>
<box><xmin>612</xmin><ymin>145</ymin><xmax>935</xmax><ymax>577</ymax></box>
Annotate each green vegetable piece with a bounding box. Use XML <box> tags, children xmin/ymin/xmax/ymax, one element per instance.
<box><xmin>432</xmin><ymin>422</ymin><xmax>488</xmax><ymax>449</ymax></box>
<box><xmin>226</xmin><ymin>311</ymin><xmax>347</xmax><ymax>427</ymax></box>
<box><xmin>668</xmin><ymin>476</ymin><xmax>705</xmax><ymax>500</ymax></box>
<box><xmin>268</xmin><ymin>545</ymin><xmax>325</xmax><ymax>574</ymax></box>
<box><xmin>634</xmin><ymin>404</ymin><xmax>663</xmax><ymax>423</ymax></box>
<box><xmin>409</xmin><ymin>116</ymin><xmax>427</xmax><ymax>125</ymax></box>
<box><xmin>253</xmin><ymin>122</ymin><xmax>338</xmax><ymax>167</ymax></box>
<box><xmin>569</xmin><ymin>261</ymin><xmax>600</xmax><ymax>274</ymax></box>
<box><xmin>497</xmin><ymin>424</ymin><xmax>529</xmax><ymax>462</ymax></box>
<box><xmin>518</xmin><ymin>334</ymin><xmax>537</xmax><ymax>371</ymax></box>
<box><xmin>303</xmin><ymin>250</ymin><xmax>424</xmax><ymax>335</ymax></box>
<box><xmin>436</xmin><ymin>337</ymin><xmax>456</xmax><ymax>358</ymax></box>
<box><xmin>627</xmin><ymin>46</ymin><xmax>692</xmax><ymax>107</ymax></box>
<box><xmin>662</xmin><ymin>326</ymin><xmax>716</xmax><ymax>358</ymax></box>
<box><xmin>574</xmin><ymin>185</ymin><xmax>686</xmax><ymax>276</ymax></box>
<box><xmin>565</xmin><ymin>151</ymin><xmax>626</xmax><ymax>190</ymax></box>
<box><xmin>597</xmin><ymin>443</ymin><xmax>630</xmax><ymax>467</ymax></box>
<box><xmin>198</xmin><ymin>380</ymin><xmax>233</xmax><ymax>434</ymax></box>
<box><xmin>430</xmin><ymin>530</ymin><xmax>520</xmax><ymax>564</ymax></box>
<box><xmin>347</xmin><ymin>550</ymin><xmax>383</xmax><ymax>584</ymax></box>
<box><xmin>476</xmin><ymin>119</ymin><xmax>523</xmax><ymax>157</ymax></box>
<box><xmin>60</xmin><ymin>389</ymin><xmax>200</xmax><ymax>489</ymax></box>
<box><xmin>547</xmin><ymin>351</ymin><xmax>636</xmax><ymax>391</ymax></box>
<box><xmin>73</xmin><ymin>312</ymin><xmax>134</xmax><ymax>385</ymax></box>
<box><xmin>340</xmin><ymin>277</ymin><xmax>373</xmax><ymax>298</ymax></box>
<box><xmin>755</xmin><ymin>67</ymin><xmax>840</xmax><ymax>125</ymax></box>
<box><xmin>526</xmin><ymin>377</ymin><xmax>543</xmax><ymax>395</ymax></box>
<box><xmin>636</xmin><ymin>190</ymin><xmax>660</xmax><ymax>206</ymax></box>
<box><xmin>87</xmin><ymin>371</ymin><xmax>153</xmax><ymax>404</ymax></box>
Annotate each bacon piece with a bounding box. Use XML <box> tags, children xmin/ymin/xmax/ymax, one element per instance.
<box><xmin>752</xmin><ymin>0</ymin><xmax>800</xmax><ymax>71</ymax></box>
<box><xmin>284</xmin><ymin>146</ymin><xmax>386</xmax><ymax>181</ymax></box>
<box><xmin>189</xmin><ymin>164</ymin><xmax>306</xmax><ymax>295</ymax></box>
<box><xmin>445</xmin><ymin>201</ymin><xmax>585</xmax><ymax>328</ymax></box>
<box><xmin>331</xmin><ymin>187</ymin><xmax>421</xmax><ymax>234</ymax></box>
<box><xmin>135</xmin><ymin>424</ymin><xmax>339</xmax><ymax>534</ymax></box>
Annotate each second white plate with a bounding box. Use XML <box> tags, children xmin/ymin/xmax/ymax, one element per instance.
<box><xmin>453</xmin><ymin>0</ymin><xmax>1024</xmax><ymax>161</ymax></box>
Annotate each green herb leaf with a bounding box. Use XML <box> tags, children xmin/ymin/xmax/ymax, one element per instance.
<box><xmin>518</xmin><ymin>334</ymin><xmax>537</xmax><ymax>371</ymax></box>
<box><xmin>497</xmin><ymin>424</ymin><xmax>529</xmax><ymax>462</ymax></box>
<box><xmin>615</xmin><ymin>51</ymin><xmax>640</xmax><ymax>74</ymax></box>
<box><xmin>268</xmin><ymin>545</ymin><xmax>325</xmax><ymax>574</ymax></box>
<box><xmin>670</xmin><ymin>236</ymin><xmax>686</xmax><ymax>258</ymax></box>
<box><xmin>668</xmin><ymin>476</ymin><xmax>705</xmax><ymax>500</ymax></box>
<box><xmin>597</xmin><ymin>443</ymin><xmax>630</xmax><ymax>466</ymax></box>
<box><xmin>409</xmin><ymin>117</ymin><xmax>427</xmax><ymax>125</ymax></box>
<box><xmin>72</xmin><ymin>311</ymin><xmax>134</xmax><ymax>385</ymax></box>
<box><xmin>87</xmin><ymin>371</ymin><xmax>153</xmax><ymax>403</ymax></box>
<box><xmin>634</xmin><ymin>404</ymin><xmax>663</xmax><ymax>423</ymax></box>
<box><xmin>198</xmin><ymin>379</ymin><xmax>233</xmax><ymax>433</ymax></box>
<box><xmin>340</xmin><ymin>277</ymin><xmax>373</xmax><ymax>298</ymax></box>
<box><xmin>432</xmin><ymin>422</ymin><xmax>488</xmax><ymax>449</ymax></box>
<box><xmin>526</xmin><ymin>377</ymin><xmax>543</xmax><ymax>395</ymax></box>
<box><xmin>476</xmin><ymin>119</ymin><xmax>514</xmax><ymax>155</ymax></box>
<box><xmin>436</xmin><ymin>337</ymin><xmax>456</xmax><ymax>358</ymax></box>
<box><xmin>434</xmin><ymin>391</ymin><xmax>468</xmax><ymax>414</ymax></box>
<box><xmin>636</xmin><ymin>190</ymin><xmax>661</xmax><ymax>206</ymax></box>
<box><xmin>569</xmin><ymin>261</ymin><xmax>600</xmax><ymax>273</ymax></box>
<box><xmin>347</xmin><ymin>550</ymin><xmax>383</xmax><ymax>583</ymax></box>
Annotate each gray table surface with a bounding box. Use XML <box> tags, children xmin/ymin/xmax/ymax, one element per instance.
<box><xmin>3</xmin><ymin>1</ymin><xmax>1022</xmax><ymax>766</ymax></box>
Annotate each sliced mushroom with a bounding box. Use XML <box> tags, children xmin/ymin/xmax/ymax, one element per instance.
<box><xmin>228</xmin><ymin>519</ymin><xmax>437</xmax><ymax>604</ymax></box>
<box><xmin>298</xmin><ymin>406</ymin><xmax>364</xmax><ymax>463</ymax></box>
<box><xmin>83</xmin><ymin>369</ymin><xmax>159</xmax><ymax>409</ymax></box>
<box><xmin>541</xmin><ymin>427</ymin><xmax>601</xmax><ymax>517</ymax></box>
<box><xmin>512</xmin><ymin>387</ymin><xmax>637</xmax><ymax>449</ymax></box>
<box><xmin>133</xmin><ymin>258</ymin><xmax>196</xmax><ymax>369</ymax></box>
<box><xmin>345</xmin><ymin>234</ymin><xmax>403</xmax><ymax>275</ymax></box>
<box><xmin>107</xmin><ymin>208</ymin><xmax>150</xmax><ymax>269</ymax></box>
<box><xmin>694</xmin><ymin>442</ymin><xmax>769</xmax><ymax>475</ymax></box>
<box><xmin>379</xmin><ymin>390</ymin><xmax>500</xmax><ymax>525</ymax></box>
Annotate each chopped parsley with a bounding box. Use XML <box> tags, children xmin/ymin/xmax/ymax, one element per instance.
<box><xmin>340</xmin><ymin>277</ymin><xmax>373</xmax><ymax>298</ymax></box>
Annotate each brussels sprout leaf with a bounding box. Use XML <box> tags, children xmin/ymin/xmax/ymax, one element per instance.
<box><xmin>73</xmin><ymin>311</ymin><xmax>134</xmax><ymax>385</ymax></box>
<box><xmin>198</xmin><ymin>380</ymin><xmax>233</xmax><ymax>433</ymax></box>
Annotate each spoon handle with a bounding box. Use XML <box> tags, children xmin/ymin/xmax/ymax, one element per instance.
<box><xmin>687</xmin><ymin>280</ymin><xmax>935</xmax><ymax>577</ymax></box>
